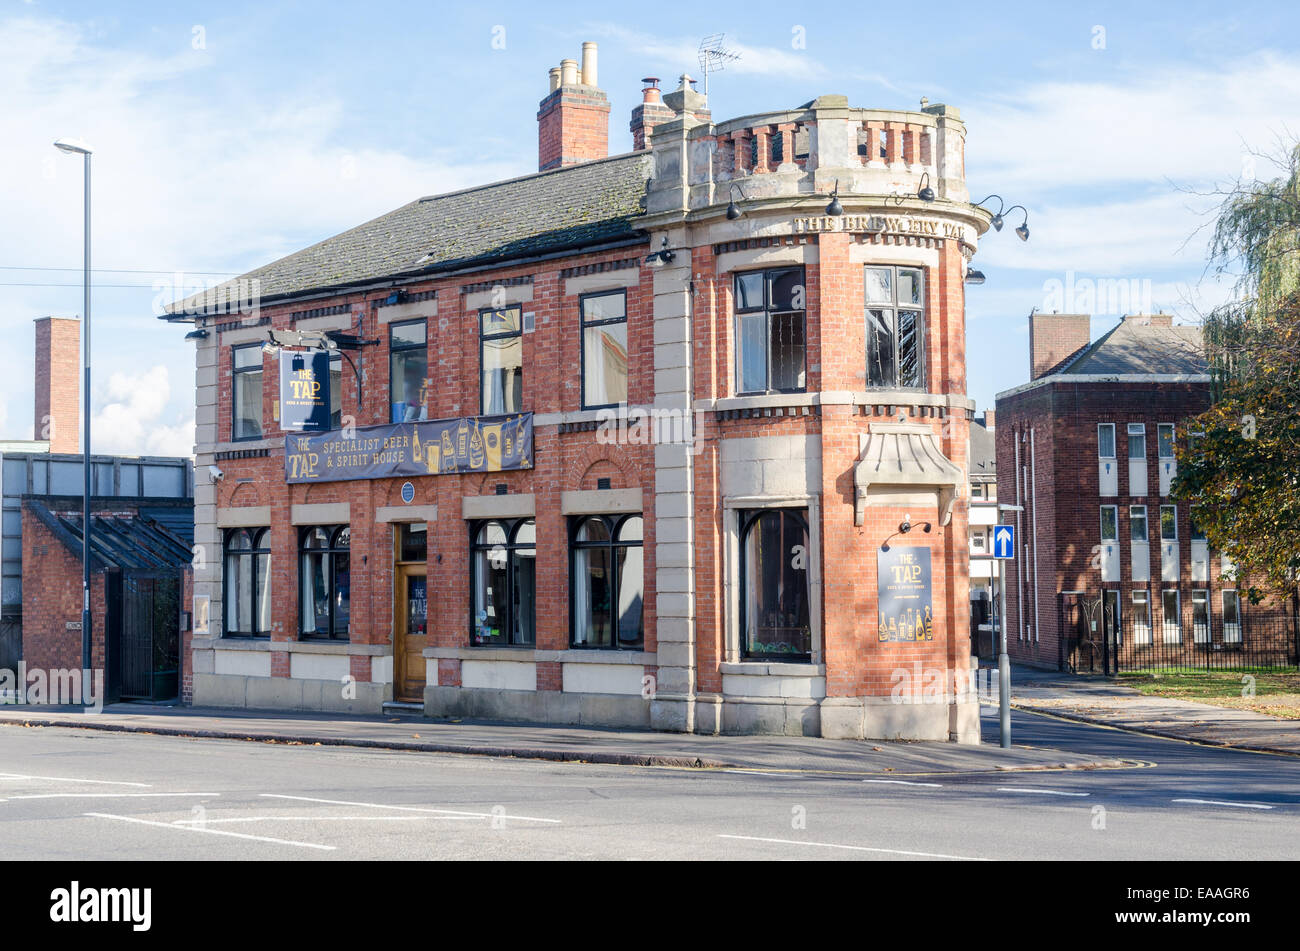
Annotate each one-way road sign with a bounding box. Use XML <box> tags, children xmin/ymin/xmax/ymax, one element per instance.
<box><xmin>992</xmin><ymin>524</ymin><xmax>1015</xmax><ymax>559</ymax></box>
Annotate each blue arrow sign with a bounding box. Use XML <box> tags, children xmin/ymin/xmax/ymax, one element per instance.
<box><xmin>992</xmin><ymin>524</ymin><xmax>1015</xmax><ymax>559</ymax></box>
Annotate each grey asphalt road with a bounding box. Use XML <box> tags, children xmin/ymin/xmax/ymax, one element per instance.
<box><xmin>0</xmin><ymin>708</ymin><xmax>1296</xmax><ymax>860</ymax></box>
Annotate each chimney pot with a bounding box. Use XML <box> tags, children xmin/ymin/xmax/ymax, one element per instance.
<box><xmin>538</xmin><ymin>47</ymin><xmax>610</xmax><ymax>170</ymax></box>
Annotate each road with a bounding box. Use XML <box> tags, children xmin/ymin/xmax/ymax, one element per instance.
<box><xmin>0</xmin><ymin>708</ymin><xmax>1296</xmax><ymax>860</ymax></box>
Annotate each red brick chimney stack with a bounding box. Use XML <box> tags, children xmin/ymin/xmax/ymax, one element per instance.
<box><xmin>1028</xmin><ymin>312</ymin><xmax>1092</xmax><ymax>380</ymax></box>
<box><xmin>630</xmin><ymin>78</ymin><xmax>675</xmax><ymax>151</ymax></box>
<box><xmin>33</xmin><ymin>316</ymin><xmax>80</xmax><ymax>453</ymax></box>
<box><xmin>537</xmin><ymin>41</ymin><xmax>610</xmax><ymax>172</ymax></box>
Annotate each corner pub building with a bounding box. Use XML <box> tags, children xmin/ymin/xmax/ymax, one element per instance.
<box><xmin>166</xmin><ymin>43</ymin><xmax>996</xmax><ymax>741</ymax></box>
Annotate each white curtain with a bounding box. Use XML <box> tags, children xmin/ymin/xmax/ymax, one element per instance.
<box><xmin>572</xmin><ymin>549</ymin><xmax>591</xmax><ymax>644</ymax></box>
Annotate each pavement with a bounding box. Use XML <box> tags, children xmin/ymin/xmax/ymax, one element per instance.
<box><xmin>0</xmin><ymin>701</ymin><xmax>1131</xmax><ymax>775</ymax></box>
<box><xmin>1008</xmin><ymin>666</ymin><xmax>1300</xmax><ymax>756</ymax></box>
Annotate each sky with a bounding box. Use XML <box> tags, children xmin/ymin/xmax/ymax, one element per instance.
<box><xmin>4</xmin><ymin>0</ymin><xmax>1300</xmax><ymax>455</ymax></box>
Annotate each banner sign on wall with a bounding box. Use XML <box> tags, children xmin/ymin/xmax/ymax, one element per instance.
<box><xmin>877</xmin><ymin>546</ymin><xmax>934</xmax><ymax>642</ymax></box>
<box><xmin>285</xmin><ymin>413</ymin><xmax>533</xmax><ymax>483</ymax></box>
<box><xmin>279</xmin><ymin>350</ymin><xmax>332</xmax><ymax>433</ymax></box>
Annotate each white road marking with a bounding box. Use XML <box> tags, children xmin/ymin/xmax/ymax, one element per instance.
<box><xmin>717</xmin><ymin>834</ymin><xmax>987</xmax><ymax>861</ymax></box>
<box><xmin>863</xmin><ymin>779</ymin><xmax>943</xmax><ymax>788</ymax></box>
<box><xmin>1171</xmin><ymin>798</ymin><xmax>1274</xmax><ymax>810</ymax></box>
<box><xmin>260</xmin><ymin>793</ymin><xmax>562</xmax><ymax>824</ymax></box>
<box><xmin>11</xmin><ymin>792</ymin><xmax>221</xmax><ymax>800</ymax></box>
<box><xmin>173</xmin><ymin>815</ymin><xmax>479</xmax><ymax>825</ymax></box>
<box><xmin>86</xmin><ymin>812</ymin><xmax>336</xmax><ymax>851</ymax></box>
<box><xmin>995</xmin><ymin>787</ymin><xmax>1089</xmax><ymax>797</ymax></box>
<box><xmin>0</xmin><ymin>772</ymin><xmax>151</xmax><ymax>787</ymax></box>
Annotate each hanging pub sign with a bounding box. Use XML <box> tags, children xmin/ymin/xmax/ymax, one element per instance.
<box><xmin>877</xmin><ymin>545</ymin><xmax>934</xmax><ymax>642</ymax></box>
<box><xmin>279</xmin><ymin>350</ymin><xmax>331</xmax><ymax>433</ymax></box>
<box><xmin>285</xmin><ymin>413</ymin><xmax>533</xmax><ymax>483</ymax></box>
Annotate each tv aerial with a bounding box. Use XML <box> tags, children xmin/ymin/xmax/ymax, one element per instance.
<box><xmin>697</xmin><ymin>33</ymin><xmax>741</xmax><ymax>96</ymax></box>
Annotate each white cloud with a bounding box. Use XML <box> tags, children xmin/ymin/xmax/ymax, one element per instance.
<box><xmin>91</xmin><ymin>365</ymin><xmax>194</xmax><ymax>458</ymax></box>
<box><xmin>966</xmin><ymin>52</ymin><xmax>1300</xmax><ymax>193</ymax></box>
<box><xmin>0</xmin><ymin>13</ymin><xmax>523</xmax><ymax>456</ymax></box>
<box><xmin>589</xmin><ymin>24</ymin><xmax>826</xmax><ymax>82</ymax></box>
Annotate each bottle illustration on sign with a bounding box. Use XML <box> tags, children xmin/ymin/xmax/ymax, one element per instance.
<box><xmin>512</xmin><ymin>414</ymin><xmax>529</xmax><ymax>465</ymax></box>
<box><xmin>412</xmin><ymin>430</ymin><xmax>423</xmax><ymax>464</ymax></box>
<box><xmin>469</xmin><ymin>420</ymin><xmax>486</xmax><ymax>469</ymax></box>
<box><xmin>456</xmin><ymin>417</ymin><xmax>470</xmax><ymax>467</ymax></box>
<box><xmin>441</xmin><ymin>430</ymin><xmax>456</xmax><ymax>472</ymax></box>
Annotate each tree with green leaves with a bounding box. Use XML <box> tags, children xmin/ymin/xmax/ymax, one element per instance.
<box><xmin>1173</xmin><ymin>143</ymin><xmax>1300</xmax><ymax>611</ymax></box>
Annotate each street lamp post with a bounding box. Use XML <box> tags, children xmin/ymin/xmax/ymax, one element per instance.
<box><xmin>54</xmin><ymin>138</ymin><xmax>93</xmax><ymax>698</ymax></box>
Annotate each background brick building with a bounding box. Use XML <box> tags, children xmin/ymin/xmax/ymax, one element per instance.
<box><xmin>996</xmin><ymin>312</ymin><xmax>1297</xmax><ymax>672</ymax></box>
<box><xmin>1</xmin><ymin>317</ymin><xmax>195</xmax><ymax>702</ymax></box>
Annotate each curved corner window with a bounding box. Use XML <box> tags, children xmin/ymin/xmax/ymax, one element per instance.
<box><xmin>734</xmin><ymin>267</ymin><xmax>806</xmax><ymax>395</ymax></box>
<box><xmin>299</xmin><ymin>525</ymin><xmax>350</xmax><ymax>640</ymax></box>
<box><xmin>471</xmin><ymin>518</ymin><xmax>536</xmax><ymax>646</ymax></box>
<box><xmin>571</xmin><ymin>514</ymin><xmax>644</xmax><ymax>649</ymax></box>
<box><xmin>740</xmin><ymin>509</ymin><xmax>811</xmax><ymax>660</ymax></box>
<box><xmin>864</xmin><ymin>265</ymin><xmax>925</xmax><ymax>388</ymax></box>
<box><xmin>223</xmin><ymin>527</ymin><xmax>271</xmax><ymax>637</ymax></box>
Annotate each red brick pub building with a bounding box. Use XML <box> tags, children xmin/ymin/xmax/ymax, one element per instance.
<box><xmin>167</xmin><ymin>44</ymin><xmax>995</xmax><ymax>741</ymax></box>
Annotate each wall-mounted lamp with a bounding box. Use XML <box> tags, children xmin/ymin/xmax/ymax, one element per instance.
<box><xmin>725</xmin><ymin>183</ymin><xmax>748</xmax><ymax>220</ymax></box>
<box><xmin>645</xmin><ymin>235</ymin><xmax>677</xmax><ymax>267</ymax></box>
<box><xmin>917</xmin><ymin>171</ymin><xmax>935</xmax><ymax>203</ymax></box>
<box><xmin>184</xmin><ymin>328</ymin><xmax>209</xmax><ymax>340</ymax></box>
<box><xmin>964</xmin><ymin>268</ymin><xmax>986</xmax><ymax>285</ymax></box>
<box><xmin>825</xmin><ymin>179</ymin><xmax>844</xmax><ymax>217</ymax></box>
<box><xmin>879</xmin><ymin>515</ymin><xmax>933</xmax><ymax>551</ymax></box>
<box><xmin>973</xmin><ymin>194</ymin><xmax>1030</xmax><ymax>241</ymax></box>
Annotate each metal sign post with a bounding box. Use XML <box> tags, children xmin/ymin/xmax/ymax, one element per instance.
<box><xmin>992</xmin><ymin>518</ymin><xmax>1018</xmax><ymax>748</ymax></box>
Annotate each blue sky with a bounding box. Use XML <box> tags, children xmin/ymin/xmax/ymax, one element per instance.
<box><xmin>4</xmin><ymin>0</ymin><xmax>1300</xmax><ymax>453</ymax></box>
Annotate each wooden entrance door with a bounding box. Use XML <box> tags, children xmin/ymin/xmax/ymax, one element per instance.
<box><xmin>394</xmin><ymin>565</ymin><xmax>428</xmax><ymax>702</ymax></box>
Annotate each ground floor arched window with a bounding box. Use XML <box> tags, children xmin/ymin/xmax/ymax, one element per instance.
<box><xmin>470</xmin><ymin>519</ymin><xmax>536</xmax><ymax>646</ymax></box>
<box><xmin>570</xmin><ymin>514</ymin><xmax>643</xmax><ymax>649</ymax></box>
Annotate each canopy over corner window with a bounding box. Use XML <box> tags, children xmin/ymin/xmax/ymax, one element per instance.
<box><xmin>853</xmin><ymin>422</ymin><xmax>963</xmax><ymax>527</ymax></box>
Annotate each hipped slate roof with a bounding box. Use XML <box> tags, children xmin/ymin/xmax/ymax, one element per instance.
<box><xmin>165</xmin><ymin>152</ymin><xmax>653</xmax><ymax>315</ymax></box>
<box><xmin>969</xmin><ymin>419</ymin><xmax>996</xmax><ymax>480</ymax></box>
<box><xmin>1054</xmin><ymin>319</ymin><xmax>1208</xmax><ymax>375</ymax></box>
